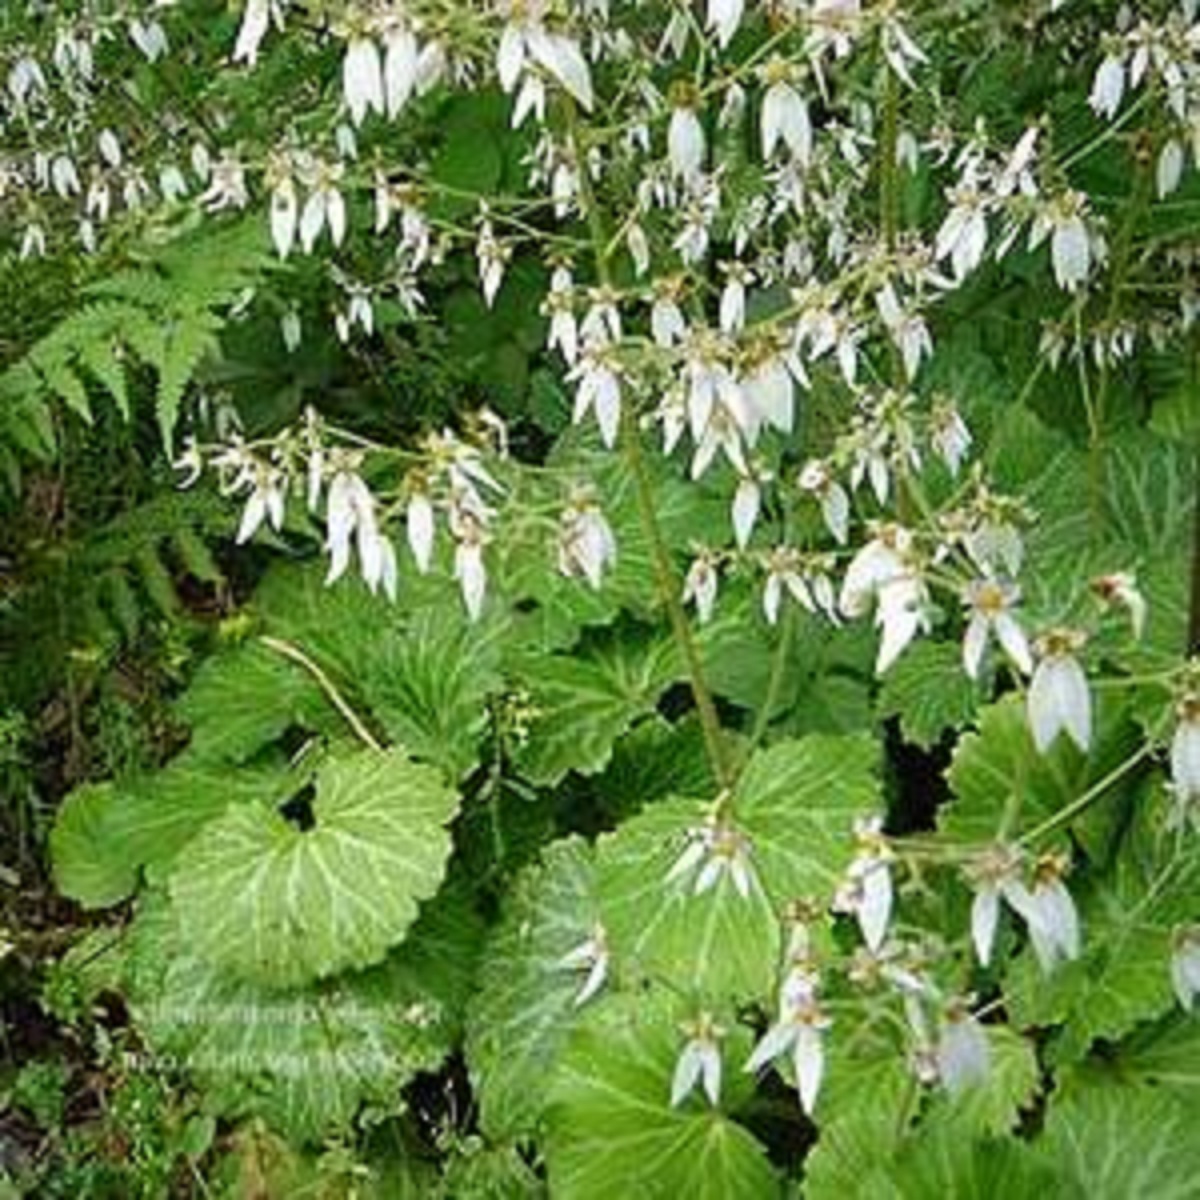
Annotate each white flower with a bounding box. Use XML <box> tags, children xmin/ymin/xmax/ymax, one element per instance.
<box><xmin>666</xmin><ymin>817</ymin><xmax>756</xmax><ymax>899</ymax></box>
<box><xmin>233</xmin><ymin>0</ymin><xmax>276</xmax><ymax>66</ymax></box>
<box><xmin>761</xmin><ymin>73</ymin><xmax>812</xmax><ymax>165</ymax></box>
<box><xmin>475</xmin><ymin>218</ymin><xmax>510</xmax><ymax>307</ymax></box>
<box><xmin>496</xmin><ymin>9</ymin><xmax>593</xmax><ymax>112</ymax></box>
<box><xmin>453</xmin><ymin>515</ymin><xmax>489</xmax><ymax>621</ymax></box>
<box><xmin>930</xmin><ymin>402</ymin><xmax>972</xmax><ymax>476</ymax></box>
<box><xmin>1090</xmin><ymin>572</ymin><xmax>1147</xmax><ymax>640</ymax></box>
<box><xmin>838</xmin><ymin>524</ymin><xmax>912</xmax><ymax>619</ymax></box>
<box><xmin>198</xmin><ymin>155</ymin><xmax>249</xmax><ymax>212</ymax></box>
<box><xmin>383</xmin><ymin>23</ymin><xmax>419</xmax><ymax>116</ymax></box>
<box><xmin>1089</xmin><ymin>53</ymin><xmax>1126</xmax><ymax>120</ymax></box>
<box><xmin>567</xmin><ymin>349</ymin><xmax>622</xmax><ymax>448</ymax></box>
<box><xmin>961</xmin><ymin>578</ymin><xmax>1033</xmax><ymax>679</ymax></box>
<box><xmin>558</xmin><ymin>492</ymin><xmax>617</xmax><ymax>589</ymax></box>
<box><xmin>172</xmin><ymin>439</ymin><xmax>203</xmax><ymax>489</ymax></box>
<box><xmin>343</xmin><ymin>36</ymin><xmax>384</xmax><ymax>126</ymax></box>
<box><xmin>876</xmin><ymin>284</ymin><xmax>932</xmax><ymax>382</ymax></box>
<box><xmin>558</xmin><ymin>923</ymin><xmax>609</xmax><ymax>1007</ymax></box>
<box><xmin>745</xmin><ymin>997</ymin><xmax>831</xmax><ymax>1117</ymax></box>
<box><xmin>1170</xmin><ymin>696</ymin><xmax>1200</xmax><ymax>808</ymax></box>
<box><xmin>832</xmin><ymin>816</ymin><xmax>894</xmax><ymax>952</ymax></box>
<box><xmin>1157</xmin><ymin>139</ymin><xmax>1185</xmax><ymax>200</ymax></box>
<box><xmin>935</xmin><ymin>184</ymin><xmax>988</xmax><ymax>280</ymax></box>
<box><xmin>236</xmin><ymin>465</ymin><xmax>287</xmax><ymax>544</ymax></box>
<box><xmin>761</xmin><ymin>547</ymin><xmax>814</xmax><ymax>626</ymax></box>
<box><xmin>965</xmin><ymin>844</ymin><xmax>1041</xmax><ymax>968</ymax></box>
<box><xmin>406</xmin><ymin>488</ymin><xmax>436</xmax><ymax>573</ymax></box>
<box><xmin>1033</xmin><ymin>192</ymin><xmax>1093</xmax><ymax>293</ymax></box>
<box><xmin>706</xmin><ymin>0</ymin><xmax>744</xmax><ymax>48</ymax></box>
<box><xmin>324</xmin><ymin>469</ymin><xmax>396</xmax><ymax>600</ymax></box>
<box><xmin>299</xmin><ymin>164</ymin><xmax>347</xmax><ymax>252</ymax></box>
<box><xmin>873</xmin><ymin>572</ymin><xmax>929</xmax><ymax>675</ymax></box>
<box><xmin>935</xmin><ymin>1001</ymin><xmax>990</xmax><ymax>1095</ymax></box>
<box><xmin>798</xmin><ymin>460</ymin><xmax>849</xmax><ymax>545</ymax></box>
<box><xmin>732</xmin><ymin>475</ymin><xmax>761</xmax><ymax>549</ymax></box>
<box><xmin>668</xmin><ymin>105</ymin><xmax>706</xmax><ymax>182</ymax></box>
<box><xmin>682</xmin><ymin>553</ymin><xmax>720</xmax><ymax>624</ymax></box>
<box><xmin>1005</xmin><ymin>854</ymin><xmax>1080</xmax><ymax>974</ymax></box>
<box><xmin>269</xmin><ymin>178</ymin><xmax>298</xmax><ymax>259</ymax></box>
<box><xmin>1028</xmin><ymin>630</ymin><xmax>1091</xmax><ymax>753</ymax></box>
<box><xmin>1171</xmin><ymin>926</ymin><xmax>1200</xmax><ymax>1010</ymax></box>
<box><xmin>719</xmin><ymin>262</ymin><xmax>750</xmax><ymax>335</ymax></box>
<box><xmin>671</xmin><ymin>1013</ymin><xmax>725</xmax><ymax>1108</ymax></box>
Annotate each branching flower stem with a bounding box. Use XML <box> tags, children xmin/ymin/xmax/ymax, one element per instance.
<box><xmin>571</xmin><ymin>106</ymin><xmax>733</xmax><ymax>791</ymax></box>
<box><xmin>260</xmin><ymin>635</ymin><xmax>384</xmax><ymax>753</ymax></box>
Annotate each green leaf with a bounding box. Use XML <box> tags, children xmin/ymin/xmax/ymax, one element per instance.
<box><xmin>360</xmin><ymin>603</ymin><xmax>504</xmax><ymax>777</ymax></box>
<box><xmin>870</xmin><ymin>1124</ymin><xmax>1068</xmax><ymax>1200</ymax></box>
<box><xmin>939</xmin><ymin>693</ymin><xmax>1137</xmax><ymax>847</ymax></box>
<box><xmin>933</xmin><ymin>1027</ymin><xmax>1041</xmax><ymax>1138</ymax></box>
<box><xmin>593</xmin><ymin>795</ymin><xmax>782</xmax><ymax>1003</ymax></box>
<box><xmin>544</xmin><ymin>993</ymin><xmax>778</xmax><ymax>1200</ymax></box>
<box><xmin>510</xmin><ymin>625</ymin><xmax>679</xmax><ymax>786</ymax></box>
<box><xmin>1006</xmin><ymin>793</ymin><xmax>1200</xmax><ymax>1058</ymax></box>
<box><xmin>176</xmin><ymin>642</ymin><xmax>331</xmax><ymax>766</ymax></box>
<box><xmin>51</xmin><ymin>784</ymin><xmax>139</xmax><ymax>908</ymax></box>
<box><xmin>168</xmin><ymin>749</ymin><xmax>459</xmax><ymax>988</ymax></box>
<box><xmin>1036</xmin><ymin>1075</ymin><xmax>1200</xmax><ymax>1199</ymax></box>
<box><xmin>877</xmin><ymin>640</ymin><xmax>981</xmax><ymax>749</ymax></box>
<box><xmin>735</xmin><ymin>733</ymin><xmax>881</xmax><ymax>901</ymax></box>
<box><xmin>467</xmin><ymin>838</ymin><xmax>599</xmax><ymax>1140</ymax></box>
<box><xmin>126</xmin><ymin>898</ymin><xmax>452</xmax><ymax>1144</ymax></box>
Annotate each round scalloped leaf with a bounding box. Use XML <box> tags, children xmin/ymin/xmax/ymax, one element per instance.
<box><xmin>543</xmin><ymin>992</ymin><xmax>776</xmax><ymax>1200</ymax></box>
<box><xmin>940</xmin><ymin>693</ymin><xmax>1138</xmax><ymax>847</ymax></box>
<box><xmin>594</xmin><ymin>795</ymin><xmax>781</xmax><ymax>1004</ymax></box>
<box><xmin>176</xmin><ymin>641</ymin><xmax>331</xmax><ymax>766</ymax></box>
<box><xmin>1005</xmin><ymin>796</ymin><xmax>1200</xmax><ymax>1059</ymax></box>
<box><xmin>735</xmin><ymin>733</ymin><xmax>881</xmax><ymax>900</ymax></box>
<box><xmin>168</xmin><ymin>749</ymin><xmax>459</xmax><ymax>988</ymax></box>
<box><xmin>125</xmin><ymin>895</ymin><xmax>455</xmax><ymax>1145</ymax></box>
<box><xmin>466</xmin><ymin>837</ymin><xmax>599</xmax><ymax>1141</ymax></box>
<box><xmin>509</xmin><ymin>626</ymin><xmax>680</xmax><ymax>786</ymax></box>
<box><xmin>1037</xmin><ymin>1077</ymin><xmax>1200</xmax><ymax>1199</ymax></box>
<box><xmin>51</xmin><ymin>783</ymin><xmax>140</xmax><ymax>908</ymax></box>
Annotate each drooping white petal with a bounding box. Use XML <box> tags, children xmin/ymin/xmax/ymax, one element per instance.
<box><xmin>706</xmin><ymin>0</ymin><xmax>744</xmax><ymax>48</ymax></box>
<box><xmin>857</xmin><ymin>861</ymin><xmax>893</xmax><ymax>951</ymax></box>
<box><xmin>384</xmin><ymin>27</ymin><xmax>418</xmax><ymax>116</ymax></box>
<box><xmin>936</xmin><ymin>1013</ymin><xmax>990</xmax><ymax>1095</ymax></box>
<box><xmin>971</xmin><ymin>885</ymin><xmax>1000</xmax><ymax>967</ymax></box>
<box><xmin>793</xmin><ymin>1025</ymin><xmax>825</xmax><ymax>1116</ymax></box>
<box><xmin>344</xmin><ymin>37</ymin><xmax>384</xmax><ymax>126</ymax></box>
<box><xmin>744</xmin><ymin>1022</ymin><xmax>796</xmax><ymax>1075</ymax></box>
<box><xmin>455</xmin><ymin>541</ymin><xmax>487</xmax><ymax>620</ymax></box>
<box><xmin>732</xmin><ymin>478</ymin><xmax>760</xmax><ymax>549</ymax></box>
<box><xmin>1028</xmin><ymin>654</ymin><xmax>1091</xmax><ymax>753</ymax></box>
<box><xmin>407</xmin><ymin>492</ymin><xmax>435</xmax><ymax>572</ymax></box>
<box><xmin>1170</xmin><ymin>713</ymin><xmax>1200</xmax><ymax>801</ymax></box>
<box><xmin>994</xmin><ymin>612</ymin><xmax>1033</xmax><ymax>676</ymax></box>
<box><xmin>270</xmin><ymin>181</ymin><xmax>297</xmax><ymax>259</ymax></box>
<box><xmin>233</xmin><ymin>0</ymin><xmax>271</xmax><ymax>65</ymax></box>
<box><xmin>668</xmin><ymin>107</ymin><xmax>706</xmax><ymax>180</ymax></box>
<box><xmin>671</xmin><ymin>1041</ymin><xmax>705</xmax><ymax>1108</ymax></box>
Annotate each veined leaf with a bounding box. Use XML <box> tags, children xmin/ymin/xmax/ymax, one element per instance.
<box><xmin>467</xmin><ymin>838</ymin><xmax>599</xmax><ymax>1140</ymax></box>
<box><xmin>168</xmin><ymin>749</ymin><xmax>459</xmax><ymax>988</ymax></box>
<box><xmin>877</xmin><ymin>639</ymin><xmax>981</xmax><ymax>749</ymax></box>
<box><xmin>1036</xmin><ymin>1075</ymin><xmax>1200</xmax><ymax>1200</ymax></box>
<box><xmin>1006</xmin><ymin>791</ymin><xmax>1200</xmax><ymax>1058</ymax></box>
<box><xmin>126</xmin><ymin>892</ymin><xmax>459</xmax><ymax>1145</ymax></box>
<box><xmin>510</xmin><ymin>625</ymin><xmax>680</xmax><ymax>786</ymax></box>
<box><xmin>735</xmin><ymin>733</ymin><xmax>881</xmax><ymax>901</ymax></box>
<box><xmin>940</xmin><ymin>693</ymin><xmax>1138</xmax><ymax>847</ymax></box>
<box><xmin>177</xmin><ymin>641</ymin><xmax>331</xmax><ymax>765</ymax></box>
<box><xmin>51</xmin><ymin>783</ymin><xmax>140</xmax><ymax>908</ymax></box>
<box><xmin>594</xmin><ymin>795</ymin><xmax>781</xmax><ymax>1004</ymax></box>
<box><xmin>543</xmin><ymin>992</ymin><xmax>777</xmax><ymax>1200</ymax></box>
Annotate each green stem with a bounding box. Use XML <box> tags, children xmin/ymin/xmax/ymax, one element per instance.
<box><xmin>572</xmin><ymin>106</ymin><xmax>732</xmax><ymax>792</ymax></box>
<box><xmin>260</xmin><ymin>635</ymin><xmax>384</xmax><ymax>753</ymax></box>
<box><xmin>1017</xmin><ymin>743</ymin><xmax>1151</xmax><ymax>847</ymax></box>
<box><xmin>749</xmin><ymin>608</ymin><xmax>794</xmax><ymax>752</ymax></box>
